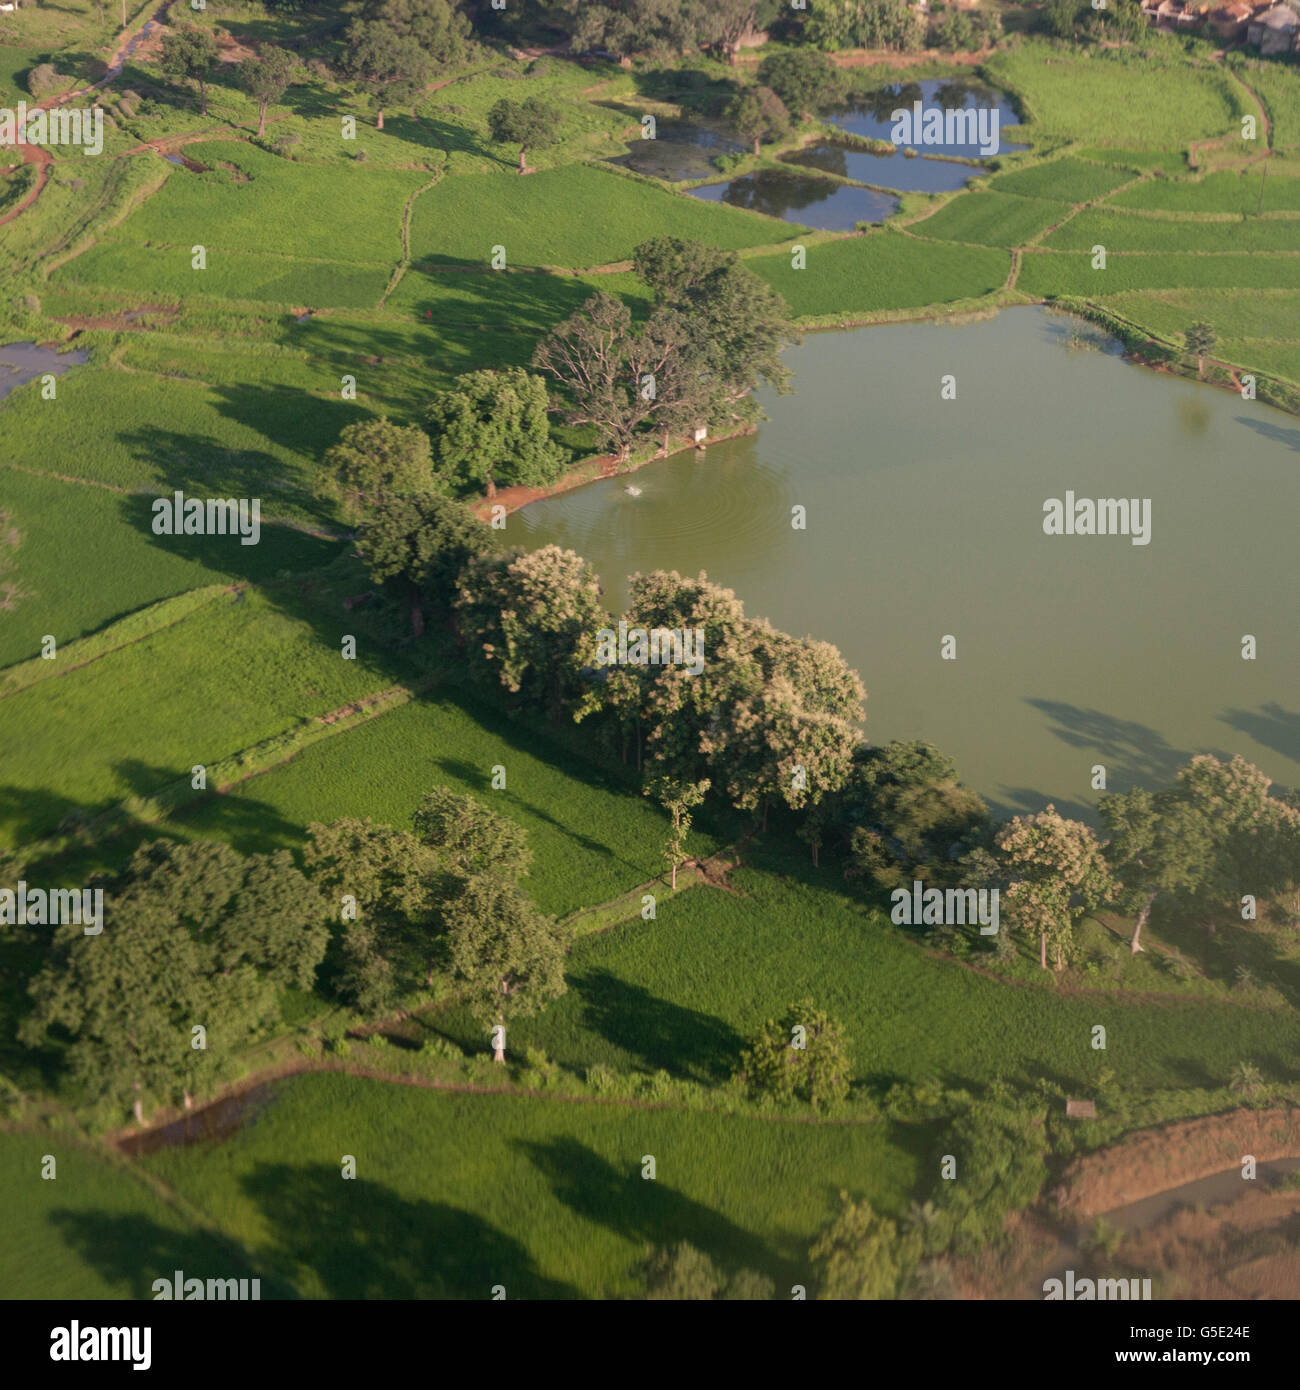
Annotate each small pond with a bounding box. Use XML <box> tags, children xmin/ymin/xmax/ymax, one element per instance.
<box><xmin>687</xmin><ymin>167</ymin><xmax>898</xmax><ymax>230</ymax></box>
<box><xmin>783</xmin><ymin>140</ymin><xmax>988</xmax><ymax>194</ymax></box>
<box><xmin>608</xmin><ymin>119</ymin><xmax>744</xmax><ymax>181</ymax></box>
<box><xmin>0</xmin><ymin>341</ymin><xmax>89</xmax><ymax>402</ymax></box>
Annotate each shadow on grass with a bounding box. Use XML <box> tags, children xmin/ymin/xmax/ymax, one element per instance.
<box><xmin>48</xmin><ymin>1210</ymin><xmax>298</xmax><ymax>1300</ymax></box>
<box><xmin>517</xmin><ymin>1136</ymin><xmax>777</xmax><ymax>1288</ymax></box>
<box><xmin>239</xmin><ymin>1161</ymin><xmax>577</xmax><ymax>1298</ymax></box>
<box><xmin>568</xmin><ymin>969</ymin><xmax>744</xmax><ymax>1083</ymax></box>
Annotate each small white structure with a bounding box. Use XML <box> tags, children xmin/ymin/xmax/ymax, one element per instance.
<box><xmin>1248</xmin><ymin>2</ymin><xmax>1299</xmax><ymax>51</ymax></box>
<box><xmin>692</xmin><ymin>426</ymin><xmax>708</xmax><ymax>445</ymax></box>
<box><xmin>624</xmin><ymin>485</ymin><xmax>642</xmax><ymax>497</ymax></box>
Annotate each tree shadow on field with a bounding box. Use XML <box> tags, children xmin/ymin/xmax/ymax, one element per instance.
<box><xmin>48</xmin><ymin>1210</ymin><xmax>295</xmax><ymax>1300</ymax></box>
<box><xmin>516</xmin><ymin>1137</ymin><xmax>777</xmax><ymax>1284</ymax></box>
<box><xmin>1218</xmin><ymin>702</ymin><xmax>1300</xmax><ymax>769</ymax></box>
<box><xmin>239</xmin><ymin>1161</ymin><xmax>577</xmax><ymax>1298</ymax></box>
<box><xmin>116</xmin><ymin>423</ymin><xmax>309</xmax><ymax>507</ymax></box>
<box><xmin>569</xmin><ymin>969</ymin><xmax>745</xmax><ymax>1083</ymax></box>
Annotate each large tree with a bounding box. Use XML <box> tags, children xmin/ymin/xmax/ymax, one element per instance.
<box><xmin>343</xmin><ymin>20</ymin><xmax>434</xmax><ymax>129</ymax></box>
<box><xmin>21</xmin><ymin>841</ymin><xmax>329</xmax><ymax>1119</ymax></box>
<box><xmin>456</xmin><ymin>545</ymin><xmax>608</xmax><ymax>715</ymax></box>
<box><xmin>487</xmin><ymin>95</ymin><xmax>559</xmax><ymax>173</ymax></box>
<box><xmin>320</xmin><ymin>416</ymin><xmax>439</xmax><ymax>524</ymax></box>
<box><xmin>355</xmin><ymin>491</ymin><xmax>494</xmax><ymax>635</ymax></box>
<box><xmin>159</xmin><ymin>23</ymin><xmax>219</xmax><ymax>118</ymax></box>
<box><xmin>424</xmin><ymin>367</ymin><xmax>566</xmax><ymax>498</ymax></box>
<box><xmin>238</xmin><ymin>46</ymin><xmax>299</xmax><ymax>139</ymax></box>
<box><xmin>440</xmin><ymin>873</ymin><xmax>566</xmax><ymax>1061</ymax></box>
<box><xmin>756</xmin><ymin>49</ymin><xmax>836</xmax><ymax>120</ymax></box>
<box><xmin>809</xmin><ymin>1193</ymin><xmax>921</xmax><ymax>1299</ymax></box>
<box><xmin>364</xmin><ymin>0</ymin><xmax>472</xmax><ymax>61</ymax></box>
<box><xmin>411</xmin><ymin>786</ymin><xmax>532</xmax><ymax>880</ymax></box>
<box><xmin>725</xmin><ymin>84</ymin><xmax>789</xmax><ymax>157</ymax></box>
<box><xmin>995</xmin><ymin>805</ymin><xmax>1113</xmax><ymax>971</ymax></box>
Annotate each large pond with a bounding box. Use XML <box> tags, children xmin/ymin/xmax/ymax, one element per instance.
<box><xmin>511</xmin><ymin>308</ymin><xmax>1300</xmax><ymax>820</ymax></box>
<box><xmin>687</xmin><ymin>167</ymin><xmax>898</xmax><ymax>229</ymax></box>
<box><xmin>824</xmin><ymin>78</ymin><xmax>1028</xmax><ymax>159</ymax></box>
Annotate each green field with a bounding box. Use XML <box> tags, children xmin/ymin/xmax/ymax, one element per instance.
<box><xmin>1018</xmin><ymin>249</ymin><xmax>1300</xmax><ymax>297</ymax></box>
<box><xmin>433</xmin><ymin>856</ymin><xmax>1300</xmax><ymax>1094</ymax></box>
<box><xmin>1109</xmin><ymin>168</ymin><xmax>1300</xmax><ymax>214</ymax></box>
<box><xmin>140</xmin><ymin>1071</ymin><xmax>920</xmax><ymax>1298</ymax></box>
<box><xmin>911</xmin><ymin>190</ymin><xmax>1071</xmax><ymax>247</ymax></box>
<box><xmin>0</xmin><ymin>1130</ymin><xmax>268</xmax><ymax>1300</ymax></box>
<box><xmin>1041</xmin><ymin>208</ymin><xmax>1300</xmax><ymax>253</ymax></box>
<box><xmin>409</xmin><ymin>162</ymin><xmax>795</xmax><ymax>269</ymax></box>
<box><xmin>984</xmin><ymin>45</ymin><xmax>1243</xmax><ymax>146</ymax></box>
<box><xmin>750</xmin><ymin>232</ymin><xmax>1010</xmax><ymax>316</ymax></box>
<box><xmin>988</xmin><ymin>156</ymin><xmax>1136</xmax><ymax>203</ymax></box>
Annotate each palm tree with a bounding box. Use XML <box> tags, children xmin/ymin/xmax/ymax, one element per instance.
<box><xmin>1228</xmin><ymin>1061</ymin><xmax>1263</xmax><ymax>1097</ymax></box>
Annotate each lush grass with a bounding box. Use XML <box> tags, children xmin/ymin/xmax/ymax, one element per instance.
<box><xmin>1109</xmin><ymin>168</ymin><xmax>1300</xmax><ymax>214</ymax></box>
<box><xmin>989</xmin><ymin>156</ymin><xmax>1136</xmax><ymax>203</ymax></box>
<box><xmin>1218</xmin><ymin>338</ymin><xmax>1300</xmax><ymax>380</ymax></box>
<box><xmin>107</xmin><ymin>143</ymin><xmax>427</xmax><ymax>264</ymax></box>
<box><xmin>1098</xmin><ymin>288</ymin><xmax>1300</xmax><ymax>343</ymax></box>
<box><xmin>409</xmin><ymin>162</ymin><xmax>793</xmax><ymax>270</ymax></box>
<box><xmin>168</xmin><ymin>693</ymin><xmax>723</xmax><ymax>919</ymax></box>
<box><xmin>434</xmin><ymin>854</ymin><xmax>1300</xmax><ymax>1096</ymax></box>
<box><xmin>985</xmin><ymin>45</ymin><xmax>1243</xmax><ymax>146</ymax></box>
<box><xmin>1018</xmin><ymin>249</ymin><xmax>1300</xmax><ymax>297</ymax></box>
<box><xmin>0</xmin><ymin>364</ymin><xmax>356</xmax><ymax>503</ymax></box>
<box><xmin>749</xmin><ymin>231</ymin><xmax>1010</xmax><ymax>316</ymax></box>
<box><xmin>1041</xmin><ymin>207</ymin><xmax>1300</xmax><ymax>253</ymax></box>
<box><xmin>1076</xmin><ymin>147</ymin><xmax>1188</xmax><ymax>173</ymax></box>
<box><xmin>54</xmin><ymin>242</ymin><xmax>392</xmax><ymax>310</ymax></box>
<box><xmin>1242</xmin><ymin>62</ymin><xmax>1300</xmax><ymax>149</ymax></box>
<box><xmin>910</xmin><ymin>190</ymin><xmax>1071</xmax><ymax>247</ymax></box>
<box><xmin>0</xmin><ymin>469</ymin><xmax>341</xmax><ymax>668</ymax></box>
<box><xmin>0</xmin><ymin>586</ymin><xmax>406</xmax><ymax>851</ymax></box>
<box><xmin>140</xmin><ymin>1071</ymin><xmax>920</xmax><ymax>1298</ymax></box>
<box><xmin>0</xmin><ymin>1129</ymin><xmax>269</xmax><ymax>1300</ymax></box>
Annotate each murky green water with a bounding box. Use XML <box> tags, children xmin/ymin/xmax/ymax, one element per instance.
<box><xmin>510</xmin><ymin>308</ymin><xmax>1300</xmax><ymax>819</ymax></box>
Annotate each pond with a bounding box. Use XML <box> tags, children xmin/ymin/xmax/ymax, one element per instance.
<box><xmin>607</xmin><ymin>119</ymin><xmax>744</xmax><ymax>182</ymax></box>
<box><xmin>783</xmin><ymin>140</ymin><xmax>988</xmax><ymax>194</ymax></box>
<box><xmin>0</xmin><ymin>340</ymin><xmax>89</xmax><ymax>402</ymax></box>
<box><xmin>511</xmin><ymin>308</ymin><xmax>1300</xmax><ymax>821</ymax></box>
<box><xmin>824</xmin><ymin>77</ymin><xmax>1028</xmax><ymax>159</ymax></box>
<box><xmin>687</xmin><ymin>167</ymin><xmax>898</xmax><ymax>230</ymax></box>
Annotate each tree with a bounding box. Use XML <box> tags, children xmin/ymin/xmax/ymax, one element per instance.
<box><xmin>1228</xmin><ymin>1061</ymin><xmax>1264</xmax><ymax>1098</ymax></box>
<box><xmin>933</xmin><ymin>6</ymin><xmax>976</xmax><ymax>51</ymax></box>
<box><xmin>424</xmin><ymin>367</ymin><xmax>567</xmax><ymax>498</ymax></box>
<box><xmin>455</xmin><ymin>545</ymin><xmax>609</xmax><ymax>715</ymax></box>
<box><xmin>806</xmin><ymin>0</ymin><xmax>925</xmax><ymax>51</ymax></box>
<box><xmin>320</xmin><ymin>416</ymin><xmax>438</xmax><ymax>523</ymax></box>
<box><xmin>343</xmin><ymin>21</ymin><xmax>433</xmax><ymax>129</ymax></box>
<box><xmin>757</xmin><ymin>49</ymin><xmax>835</xmax><ymax>119</ymax></box>
<box><xmin>646</xmin><ymin>775</ymin><xmax>709</xmax><ymax>890</ymax></box>
<box><xmin>638</xmin><ymin>1242</ymin><xmax>775</xmax><ymax>1299</ymax></box>
<box><xmin>364</xmin><ymin>0</ymin><xmax>472</xmax><ymax>63</ymax></box>
<box><xmin>1184</xmin><ymin>321</ymin><xmax>1216</xmax><ymax>380</ymax></box>
<box><xmin>725</xmin><ymin>84</ymin><xmax>789</xmax><ymax>157</ymax></box>
<box><xmin>487</xmin><ymin>95</ymin><xmax>559</xmax><ymax>173</ymax></box>
<box><xmin>995</xmin><ymin>805</ymin><xmax>1113</xmax><ymax>970</ymax></box>
<box><xmin>440</xmin><ymin>873</ymin><xmax>566</xmax><ymax>1061</ymax></box>
<box><xmin>699</xmin><ymin>0</ymin><xmax>781</xmax><ymax>64</ymax></box>
<box><xmin>159</xmin><ymin>24</ymin><xmax>219</xmax><ymax>117</ymax></box>
<box><xmin>737</xmin><ymin>999</ymin><xmax>852</xmax><ymax>1111</ymax></box>
<box><xmin>1040</xmin><ymin>0</ymin><xmax>1083</xmax><ymax>38</ymax></box>
<box><xmin>531</xmin><ymin>291</ymin><xmax>678</xmax><ymax>461</ymax></box>
<box><xmin>303</xmin><ymin>818</ymin><xmax>441</xmax><ymax>1009</ymax></box>
<box><xmin>810</xmin><ymin>1192</ymin><xmax>921</xmax><ymax>1299</ymax></box>
<box><xmin>411</xmin><ymin>787</ymin><xmax>532</xmax><ymax>880</ymax></box>
<box><xmin>22</xmin><ymin>840</ymin><xmax>330</xmax><ymax>1119</ymax></box>
<box><xmin>238</xmin><ymin>46</ymin><xmax>299</xmax><ymax>139</ymax></box>
<box><xmin>842</xmin><ymin>740</ymin><xmax>989</xmax><ymax>888</ymax></box>
<box><xmin>355</xmin><ymin>491</ymin><xmax>494</xmax><ymax>635</ymax></box>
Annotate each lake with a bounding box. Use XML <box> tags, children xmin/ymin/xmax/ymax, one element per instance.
<box><xmin>0</xmin><ymin>341</ymin><xmax>89</xmax><ymax>402</ymax></box>
<box><xmin>510</xmin><ymin>308</ymin><xmax>1300</xmax><ymax>821</ymax></box>
<box><xmin>687</xmin><ymin>167</ymin><xmax>898</xmax><ymax>229</ymax></box>
<box><xmin>607</xmin><ymin>119</ymin><xmax>743</xmax><ymax>181</ymax></box>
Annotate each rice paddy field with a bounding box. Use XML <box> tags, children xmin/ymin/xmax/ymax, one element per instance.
<box><xmin>3</xmin><ymin>14</ymin><xmax>1300</xmax><ymax>1302</ymax></box>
